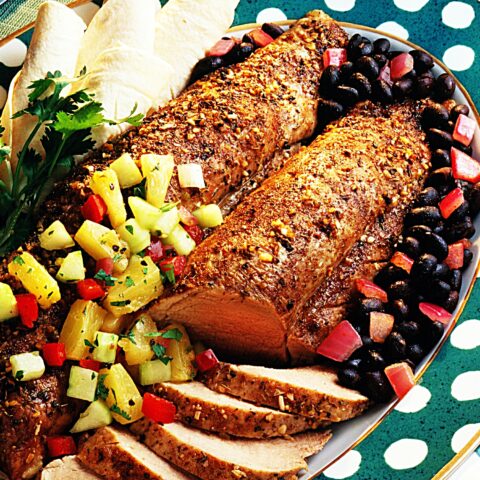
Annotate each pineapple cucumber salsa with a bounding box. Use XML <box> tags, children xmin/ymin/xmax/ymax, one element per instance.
<box><xmin>1</xmin><ymin>152</ymin><xmax>222</xmax><ymax>434</ymax></box>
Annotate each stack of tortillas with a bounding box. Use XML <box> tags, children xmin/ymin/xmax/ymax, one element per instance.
<box><xmin>0</xmin><ymin>0</ymin><xmax>239</xmax><ymax>183</ymax></box>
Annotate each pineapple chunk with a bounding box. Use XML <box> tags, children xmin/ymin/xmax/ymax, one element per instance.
<box><xmin>128</xmin><ymin>196</ymin><xmax>162</xmax><ymax>230</ymax></box>
<box><xmin>8</xmin><ymin>252</ymin><xmax>61</xmax><ymax>309</ymax></box>
<box><xmin>75</xmin><ymin>220</ymin><xmax>130</xmax><ymax>273</ymax></box>
<box><xmin>164</xmin><ymin>224</ymin><xmax>196</xmax><ymax>256</ymax></box>
<box><xmin>56</xmin><ymin>251</ymin><xmax>85</xmax><ymax>283</ymax></box>
<box><xmin>92</xmin><ymin>332</ymin><xmax>119</xmax><ymax>364</ymax></box>
<box><xmin>101</xmin><ymin>313</ymin><xmax>132</xmax><ymax>334</ymax></box>
<box><xmin>117</xmin><ymin>219</ymin><xmax>151</xmax><ymax>254</ymax></box>
<box><xmin>165</xmin><ymin>324</ymin><xmax>196</xmax><ymax>382</ymax></box>
<box><xmin>90</xmin><ymin>168</ymin><xmax>127</xmax><ymax>228</ymax></box>
<box><xmin>100</xmin><ymin>363</ymin><xmax>143</xmax><ymax>425</ymax></box>
<box><xmin>39</xmin><ymin>220</ymin><xmax>75</xmax><ymax>250</ymax></box>
<box><xmin>139</xmin><ymin>360</ymin><xmax>172</xmax><ymax>386</ymax></box>
<box><xmin>193</xmin><ymin>204</ymin><xmax>223</xmax><ymax>228</ymax></box>
<box><xmin>141</xmin><ymin>154</ymin><xmax>174</xmax><ymax>207</ymax></box>
<box><xmin>103</xmin><ymin>255</ymin><xmax>163</xmax><ymax>317</ymax></box>
<box><xmin>110</xmin><ymin>153</ymin><xmax>143</xmax><ymax>188</ymax></box>
<box><xmin>59</xmin><ymin>300</ymin><xmax>108</xmax><ymax>360</ymax></box>
<box><xmin>119</xmin><ymin>314</ymin><xmax>158</xmax><ymax>366</ymax></box>
<box><xmin>152</xmin><ymin>207</ymin><xmax>180</xmax><ymax>238</ymax></box>
<box><xmin>0</xmin><ymin>282</ymin><xmax>18</xmax><ymax>322</ymax></box>
<box><xmin>70</xmin><ymin>399</ymin><xmax>112</xmax><ymax>433</ymax></box>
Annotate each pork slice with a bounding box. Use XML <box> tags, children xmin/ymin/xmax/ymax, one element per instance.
<box><xmin>77</xmin><ymin>426</ymin><xmax>193</xmax><ymax>480</ymax></box>
<box><xmin>154</xmin><ymin>381</ymin><xmax>327</xmax><ymax>438</ymax></box>
<box><xmin>130</xmin><ymin>418</ymin><xmax>331</xmax><ymax>480</ymax></box>
<box><xmin>202</xmin><ymin>362</ymin><xmax>369</xmax><ymax>421</ymax></box>
<box><xmin>149</xmin><ymin>101</ymin><xmax>431</xmax><ymax>363</ymax></box>
<box><xmin>40</xmin><ymin>456</ymin><xmax>99</xmax><ymax>479</ymax></box>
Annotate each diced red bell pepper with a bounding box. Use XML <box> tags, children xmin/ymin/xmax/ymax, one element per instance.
<box><xmin>15</xmin><ymin>293</ymin><xmax>39</xmax><ymax>328</ymax></box>
<box><xmin>439</xmin><ymin>187</ymin><xmax>465</xmax><ymax>219</ymax></box>
<box><xmin>47</xmin><ymin>436</ymin><xmax>77</xmax><ymax>458</ymax></box>
<box><xmin>378</xmin><ymin>64</ymin><xmax>393</xmax><ymax>86</ymax></box>
<box><xmin>445</xmin><ymin>242</ymin><xmax>464</xmax><ymax>269</ymax></box>
<box><xmin>451</xmin><ymin>147</ymin><xmax>480</xmax><ymax>184</ymax></box>
<box><xmin>183</xmin><ymin>224</ymin><xmax>204</xmax><ymax>245</ymax></box>
<box><xmin>178</xmin><ymin>206</ymin><xmax>198</xmax><ymax>226</ymax></box>
<box><xmin>80</xmin><ymin>194</ymin><xmax>107</xmax><ymax>223</ymax></box>
<box><xmin>390</xmin><ymin>251</ymin><xmax>414</xmax><ymax>274</ymax></box>
<box><xmin>419</xmin><ymin>302</ymin><xmax>452</xmax><ymax>324</ymax></box>
<box><xmin>390</xmin><ymin>53</ymin><xmax>414</xmax><ymax>80</ymax></box>
<box><xmin>316</xmin><ymin>320</ymin><xmax>363</xmax><ymax>362</ymax></box>
<box><xmin>145</xmin><ymin>237</ymin><xmax>165</xmax><ymax>263</ymax></box>
<box><xmin>355</xmin><ymin>278</ymin><xmax>388</xmax><ymax>302</ymax></box>
<box><xmin>207</xmin><ymin>38</ymin><xmax>236</xmax><ymax>57</ymax></box>
<box><xmin>452</xmin><ymin>114</ymin><xmax>476</xmax><ymax>147</ymax></box>
<box><xmin>159</xmin><ymin>256</ymin><xmax>187</xmax><ymax>277</ymax></box>
<box><xmin>79</xmin><ymin>358</ymin><xmax>101</xmax><ymax>372</ymax></box>
<box><xmin>385</xmin><ymin>362</ymin><xmax>415</xmax><ymax>399</ymax></box>
<box><xmin>323</xmin><ymin>48</ymin><xmax>347</xmax><ymax>68</ymax></box>
<box><xmin>248</xmin><ymin>28</ymin><xmax>274</xmax><ymax>48</ymax></box>
<box><xmin>370</xmin><ymin>312</ymin><xmax>395</xmax><ymax>343</ymax></box>
<box><xmin>42</xmin><ymin>343</ymin><xmax>66</xmax><ymax>367</ymax></box>
<box><xmin>77</xmin><ymin>279</ymin><xmax>105</xmax><ymax>300</ymax></box>
<box><xmin>195</xmin><ymin>348</ymin><xmax>219</xmax><ymax>372</ymax></box>
<box><xmin>142</xmin><ymin>392</ymin><xmax>176</xmax><ymax>424</ymax></box>
<box><xmin>95</xmin><ymin>257</ymin><xmax>114</xmax><ymax>276</ymax></box>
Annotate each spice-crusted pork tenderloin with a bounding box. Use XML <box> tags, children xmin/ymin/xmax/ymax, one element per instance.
<box><xmin>149</xmin><ymin>100</ymin><xmax>431</xmax><ymax>363</ymax></box>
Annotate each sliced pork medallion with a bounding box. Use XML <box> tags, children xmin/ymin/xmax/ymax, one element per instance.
<box><xmin>41</xmin><ymin>456</ymin><xmax>99</xmax><ymax>480</ymax></box>
<box><xmin>149</xmin><ymin>101</ymin><xmax>431</xmax><ymax>363</ymax></box>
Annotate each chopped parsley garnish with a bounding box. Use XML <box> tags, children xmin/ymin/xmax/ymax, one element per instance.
<box><xmin>12</xmin><ymin>256</ymin><xmax>25</xmax><ymax>265</ymax></box>
<box><xmin>94</xmin><ymin>269</ymin><xmax>118</xmax><ymax>286</ymax></box>
<box><xmin>133</xmin><ymin>178</ymin><xmax>146</xmax><ymax>199</ymax></box>
<box><xmin>160</xmin><ymin>266</ymin><xmax>176</xmax><ymax>285</ymax></box>
<box><xmin>110</xmin><ymin>403</ymin><xmax>131</xmax><ymax>421</ymax></box>
<box><xmin>151</xmin><ymin>343</ymin><xmax>172</xmax><ymax>365</ymax></box>
<box><xmin>95</xmin><ymin>374</ymin><xmax>109</xmax><ymax>401</ymax></box>
<box><xmin>14</xmin><ymin>370</ymin><xmax>24</xmax><ymax>381</ymax></box>
<box><xmin>145</xmin><ymin>328</ymin><xmax>183</xmax><ymax>341</ymax></box>
<box><xmin>160</xmin><ymin>202</ymin><xmax>179</xmax><ymax>213</ymax></box>
<box><xmin>125</xmin><ymin>276</ymin><xmax>135</xmax><ymax>287</ymax></box>
<box><xmin>119</xmin><ymin>331</ymin><xmax>137</xmax><ymax>345</ymax></box>
<box><xmin>113</xmin><ymin>253</ymin><xmax>123</xmax><ymax>263</ymax></box>
<box><xmin>110</xmin><ymin>300</ymin><xmax>131</xmax><ymax>307</ymax></box>
<box><xmin>125</xmin><ymin>225</ymin><xmax>134</xmax><ymax>235</ymax></box>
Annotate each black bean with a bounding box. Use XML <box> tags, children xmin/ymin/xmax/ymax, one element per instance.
<box><xmin>355</xmin><ymin>56</ymin><xmax>380</xmax><ymax>80</ymax></box>
<box><xmin>428</xmin><ymin>279</ymin><xmax>452</xmax><ymax>303</ymax></box>
<box><xmin>317</xmin><ymin>98</ymin><xmax>344</xmax><ymax>122</ymax></box>
<box><xmin>404</xmin><ymin>68</ymin><xmax>418</xmax><ymax>81</ymax></box>
<box><xmin>373</xmin><ymin>54</ymin><xmax>388</xmax><ymax>68</ymax></box>
<box><xmin>347</xmin><ymin>35</ymin><xmax>372</xmax><ymax>60</ymax></box>
<box><xmin>261</xmin><ymin>22</ymin><xmax>284</xmax><ymax>39</ymax></box>
<box><xmin>410</xmin><ymin>49</ymin><xmax>434</xmax><ymax>73</ymax></box>
<box><xmin>372</xmin><ymin>79</ymin><xmax>393</xmax><ymax>103</ymax></box>
<box><xmin>448</xmin><ymin>201</ymin><xmax>470</xmax><ymax>223</ymax></box>
<box><xmin>357</xmin><ymin>297</ymin><xmax>385</xmax><ymax>323</ymax></box>
<box><xmin>397</xmin><ymin>236</ymin><xmax>422</xmax><ymax>259</ymax></box>
<box><xmin>225</xmin><ymin>42</ymin><xmax>255</xmax><ymax>64</ymax></box>
<box><xmin>363</xmin><ymin>371</ymin><xmax>394</xmax><ymax>402</ymax></box>
<box><xmin>411</xmin><ymin>253</ymin><xmax>438</xmax><ymax>285</ymax></box>
<box><xmin>435</xmin><ymin>73</ymin><xmax>456</xmax><ymax>101</ymax></box>
<box><xmin>431</xmin><ymin>149</ymin><xmax>451</xmax><ymax>169</ymax></box>
<box><xmin>422</xmin><ymin>104</ymin><xmax>450</xmax><ymax>130</ymax></box>
<box><xmin>422</xmin><ymin>321</ymin><xmax>445</xmax><ymax>348</ymax></box>
<box><xmin>405</xmin><ymin>206</ymin><xmax>442</xmax><ymax>228</ymax></box>
<box><xmin>414</xmin><ymin>187</ymin><xmax>441</xmax><ymax>208</ymax></box>
<box><xmin>388</xmin><ymin>279</ymin><xmax>414</xmax><ymax>301</ymax></box>
<box><xmin>189</xmin><ymin>56</ymin><xmax>224</xmax><ymax>83</ymax></box>
<box><xmin>339</xmin><ymin>61</ymin><xmax>355</xmax><ymax>80</ymax></box>
<box><xmin>242</xmin><ymin>33</ymin><xmax>255</xmax><ymax>44</ymax></box>
<box><xmin>405</xmin><ymin>224</ymin><xmax>432</xmax><ymax>239</ymax></box>
<box><xmin>425</xmin><ymin>167</ymin><xmax>454</xmax><ymax>195</ymax></box>
<box><xmin>433</xmin><ymin>222</ymin><xmax>446</xmax><ymax>236</ymax></box>
<box><xmin>355</xmin><ymin>41</ymin><xmax>373</xmax><ymax>59</ymax></box>
<box><xmin>360</xmin><ymin>335</ymin><xmax>375</xmax><ymax>353</ymax></box>
<box><xmin>347</xmin><ymin>33</ymin><xmax>362</xmax><ymax>50</ymax></box>
<box><xmin>444</xmin><ymin>217</ymin><xmax>475</xmax><ymax>243</ymax></box>
<box><xmin>434</xmin><ymin>263</ymin><xmax>450</xmax><ymax>282</ymax></box>
<box><xmin>455</xmin><ymin>179</ymin><xmax>473</xmax><ymax>201</ymax></box>
<box><xmin>420</xmin><ymin>231</ymin><xmax>449</xmax><ymax>261</ymax></box>
<box><xmin>450</xmin><ymin>104</ymin><xmax>470</xmax><ymax>122</ymax></box>
<box><xmin>362</xmin><ymin>350</ymin><xmax>387</xmax><ymax>372</ymax></box>
<box><xmin>407</xmin><ymin>344</ymin><xmax>425</xmax><ymax>365</ymax></box>
<box><xmin>442</xmin><ymin>290</ymin><xmax>459</xmax><ymax>312</ymax></box>
<box><xmin>374</xmin><ymin>38</ymin><xmax>390</xmax><ymax>54</ymax></box>
<box><xmin>463</xmin><ymin>248</ymin><xmax>473</xmax><ymax>269</ymax></box>
<box><xmin>385</xmin><ymin>332</ymin><xmax>407</xmax><ymax>361</ymax></box>
<box><xmin>445</xmin><ymin>120</ymin><xmax>455</xmax><ymax>133</ymax></box>
<box><xmin>375</xmin><ymin>264</ymin><xmax>408</xmax><ymax>289</ymax></box>
<box><xmin>338</xmin><ymin>368</ymin><xmax>362</xmax><ymax>389</ymax></box>
<box><xmin>347</xmin><ymin>72</ymin><xmax>372</xmax><ymax>99</ymax></box>
<box><xmin>413</xmin><ymin>73</ymin><xmax>434</xmax><ymax>98</ymax></box>
<box><xmin>397</xmin><ymin>321</ymin><xmax>421</xmax><ymax>342</ymax></box>
<box><xmin>388</xmin><ymin>50</ymin><xmax>403</xmax><ymax>59</ymax></box>
<box><xmin>344</xmin><ymin>357</ymin><xmax>362</xmax><ymax>370</ymax></box>
<box><xmin>427</xmin><ymin>128</ymin><xmax>454</xmax><ymax>150</ymax></box>
<box><xmin>333</xmin><ymin>85</ymin><xmax>360</xmax><ymax>106</ymax></box>
<box><xmin>392</xmin><ymin>78</ymin><xmax>413</xmax><ymax>100</ymax></box>
<box><xmin>453</xmin><ymin>141</ymin><xmax>473</xmax><ymax>156</ymax></box>
<box><xmin>319</xmin><ymin>65</ymin><xmax>342</xmax><ymax>95</ymax></box>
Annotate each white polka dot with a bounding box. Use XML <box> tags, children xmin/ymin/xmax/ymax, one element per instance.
<box><xmin>442</xmin><ymin>2</ymin><xmax>475</xmax><ymax>29</ymax></box>
<box><xmin>376</xmin><ymin>21</ymin><xmax>409</xmax><ymax>40</ymax></box>
<box><xmin>323</xmin><ymin>450</ymin><xmax>362</xmax><ymax>479</ymax></box>
<box><xmin>395</xmin><ymin>385</ymin><xmax>431</xmax><ymax>413</ymax></box>
<box><xmin>443</xmin><ymin>45</ymin><xmax>475</xmax><ymax>71</ymax></box>
<box><xmin>450</xmin><ymin>320</ymin><xmax>480</xmax><ymax>350</ymax></box>
<box><xmin>393</xmin><ymin>0</ymin><xmax>429</xmax><ymax>12</ymax></box>
<box><xmin>451</xmin><ymin>424</ymin><xmax>480</xmax><ymax>453</ymax></box>
<box><xmin>0</xmin><ymin>86</ymin><xmax>6</xmax><ymax>110</ymax></box>
<box><xmin>73</xmin><ymin>3</ymin><xmax>100</xmax><ymax>25</ymax></box>
<box><xmin>452</xmin><ymin>371</ymin><xmax>480</xmax><ymax>401</ymax></box>
<box><xmin>324</xmin><ymin>0</ymin><xmax>356</xmax><ymax>12</ymax></box>
<box><xmin>256</xmin><ymin>8</ymin><xmax>287</xmax><ymax>24</ymax></box>
<box><xmin>384</xmin><ymin>439</ymin><xmax>428</xmax><ymax>470</ymax></box>
<box><xmin>0</xmin><ymin>39</ymin><xmax>27</xmax><ymax>67</ymax></box>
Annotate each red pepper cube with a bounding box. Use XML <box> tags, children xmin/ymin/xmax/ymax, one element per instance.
<box><xmin>419</xmin><ymin>302</ymin><xmax>451</xmax><ymax>324</ymax></box>
<box><xmin>42</xmin><ymin>343</ymin><xmax>66</xmax><ymax>367</ymax></box>
<box><xmin>355</xmin><ymin>278</ymin><xmax>388</xmax><ymax>302</ymax></box>
<box><xmin>451</xmin><ymin>147</ymin><xmax>480</xmax><ymax>184</ymax></box>
<box><xmin>195</xmin><ymin>348</ymin><xmax>219</xmax><ymax>372</ymax></box>
<box><xmin>248</xmin><ymin>28</ymin><xmax>274</xmax><ymax>48</ymax></box>
<box><xmin>183</xmin><ymin>224</ymin><xmax>204</xmax><ymax>246</ymax></box>
<box><xmin>385</xmin><ymin>362</ymin><xmax>415</xmax><ymax>399</ymax></box>
<box><xmin>390</xmin><ymin>251</ymin><xmax>414</xmax><ymax>274</ymax></box>
<box><xmin>15</xmin><ymin>293</ymin><xmax>39</xmax><ymax>328</ymax></box>
<box><xmin>207</xmin><ymin>38</ymin><xmax>235</xmax><ymax>57</ymax></box>
<box><xmin>81</xmin><ymin>195</ymin><xmax>108</xmax><ymax>223</ymax></box>
<box><xmin>47</xmin><ymin>436</ymin><xmax>77</xmax><ymax>458</ymax></box>
<box><xmin>95</xmin><ymin>257</ymin><xmax>114</xmax><ymax>276</ymax></box>
<box><xmin>390</xmin><ymin>52</ymin><xmax>414</xmax><ymax>80</ymax></box>
<box><xmin>439</xmin><ymin>187</ymin><xmax>465</xmax><ymax>219</ymax></box>
<box><xmin>79</xmin><ymin>358</ymin><xmax>101</xmax><ymax>372</ymax></box>
<box><xmin>316</xmin><ymin>320</ymin><xmax>362</xmax><ymax>362</ymax></box>
<box><xmin>178</xmin><ymin>206</ymin><xmax>198</xmax><ymax>226</ymax></box>
<box><xmin>142</xmin><ymin>392</ymin><xmax>176</xmax><ymax>424</ymax></box>
<box><xmin>323</xmin><ymin>48</ymin><xmax>347</xmax><ymax>68</ymax></box>
<box><xmin>77</xmin><ymin>279</ymin><xmax>105</xmax><ymax>300</ymax></box>
<box><xmin>445</xmin><ymin>242</ymin><xmax>464</xmax><ymax>269</ymax></box>
<box><xmin>452</xmin><ymin>114</ymin><xmax>476</xmax><ymax>147</ymax></box>
<box><xmin>146</xmin><ymin>238</ymin><xmax>165</xmax><ymax>263</ymax></box>
<box><xmin>159</xmin><ymin>256</ymin><xmax>187</xmax><ymax>277</ymax></box>
<box><xmin>370</xmin><ymin>312</ymin><xmax>395</xmax><ymax>343</ymax></box>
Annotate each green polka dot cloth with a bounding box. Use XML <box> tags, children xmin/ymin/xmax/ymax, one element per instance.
<box><xmin>0</xmin><ymin>1</ymin><xmax>479</xmax><ymax>479</ymax></box>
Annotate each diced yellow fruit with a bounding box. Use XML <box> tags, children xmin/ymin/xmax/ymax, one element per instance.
<box><xmin>67</xmin><ymin>366</ymin><xmax>98</xmax><ymax>402</ymax></box>
<box><xmin>141</xmin><ymin>154</ymin><xmax>174</xmax><ymax>208</ymax></box>
<box><xmin>164</xmin><ymin>224</ymin><xmax>196</xmax><ymax>256</ymax></box>
<box><xmin>101</xmin><ymin>313</ymin><xmax>132</xmax><ymax>334</ymax></box>
<box><xmin>100</xmin><ymin>363</ymin><xmax>143</xmax><ymax>425</ymax></box>
<box><xmin>117</xmin><ymin>219</ymin><xmax>151</xmax><ymax>254</ymax></box>
<box><xmin>70</xmin><ymin>399</ymin><xmax>112</xmax><ymax>433</ymax></box>
<box><xmin>59</xmin><ymin>300</ymin><xmax>108</xmax><ymax>360</ymax></box>
<box><xmin>10</xmin><ymin>351</ymin><xmax>45</xmax><ymax>382</ymax></box>
<box><xmin>193</xmin><ymin>204</ymin><xmax>223</xmax><ymax>228</ymax></box>
<box><xmin>0</xmin><ymin>282</ymin><xmax>18</xmax><ymax>322</ymax></box>
<box><xmin>103</xmin><ymin>255</ymin><xmax>163</xmax><ymax>317</ymax></box>
<box><xmin>119</xmin><ymin>314</ymin><xmax>157</xmax><ymax>366</ymax></box>
<box><xmin>139</xmin><ymin>359</ymin><xmax>172</xmax><ymax>386</ymax></box>
<box><xmin>110</xmin><ymin>153</ymin><xmax>143</xmax><ymax>188</ymax></box>
<box><xmin>75</xmin><ymin>220</ymin><xmax>130</xmax><ymax>273</ymax></box>
<box><xmin>128</xmin><ymin>196</ymin><xmax>161</xmax><ymax>230</ymax></box>
<box><xmin>8</xmin><ymin>252</ymin><xmax>61</xmax><ymax>309</ymax></box>
<box><xmin>56</xmin><ymin>251</ymin><xmax>85</xmax><ymax>283</ymax></box>
<box><xmin>165</xmin><ymin>324</ymin><xmax>197</xmax><ymax>382</ymax></box>
<box><xmin>152</xmin><ymin>207</ymin><xmax>180</xmax><ymax>238</ymax></box>
<box><xmin>93</xmin><ymin>332</ymin><xmax>119</xmax><ymax>364</ymax></box>
<box><xmin>90</xmin><ymin>168</ymin><xmax>127</xmax><ymax>228</ymax></box>
<box><xmin>39</xmin><ymin>220</ymin><xmax>75</xmax><ymax>251</ymax></box>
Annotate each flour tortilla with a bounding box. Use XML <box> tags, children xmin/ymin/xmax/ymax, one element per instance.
<box><xmin>154</xmin><ymin>0</ymin><xmax>239</xmax><ymax>96</ymax></box>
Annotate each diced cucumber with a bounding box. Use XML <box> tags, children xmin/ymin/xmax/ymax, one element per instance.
<box><xmin>117</xmin><ymin>219</ymin><xmax>151</xmax><ymax>254</ymax></box>
<box><xmin>10</xmin><ymin>351</ymin><xmax>45</xmax><ymax>382</ymax></box>
<box><xmin>139</xmin><ymin>359</ymin><xmax>172</xmax><ymax>386</ymax></box>
<box><xmin>193</xmin><ymin>204</ymin><xmax>223</xmax><ymax>228</ymax></box>
<box><xmin>152</xmin><ymin>207</ymin><xmax>180</xmax><ymax>238</ymax></box>
<box><xmin>39</xmin><ymin>220</ymin><xmax>75</xmax><ymax>251</ymax></box>
<box><xmin>70</xmin><ymin>399</ymin><xmax>112</xmax><ymax>433</ymax></box>
<box><xmin>164</xmin><ymin>224</ymin><xmax>196</xmax><ymax>256</ymax></box>
<box><xmin>56</xmin><ymin>251</ymin><xmax>85</xmax><ymax>283</ymax></box>
<box><xmin>141</xmin><ymin>154</ymin><xmax>174</xmax><ymax>208</ymax></box>
<box><xmin>110</xmin><ymin>153</ymin><xmax>143</xmax><ymax>188</ymax></box>
<box><xmin>128</xmin><ymin>196</ymin><xmax>162</xmax><ymax>231</ymax></box>
<box><xmin>92</xmin><ymin>332</ymin><xmax>119</xmax><ymax>364</ymax></box>
<box><xmin>0</xmin><ymin>282</ymin><xmax>18</xmax><ymax>322</ymax></box>
<box><xmin>67</xmin><ymin>366</ymin><xmax>98</xmax><ymax>402</ymax></box>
